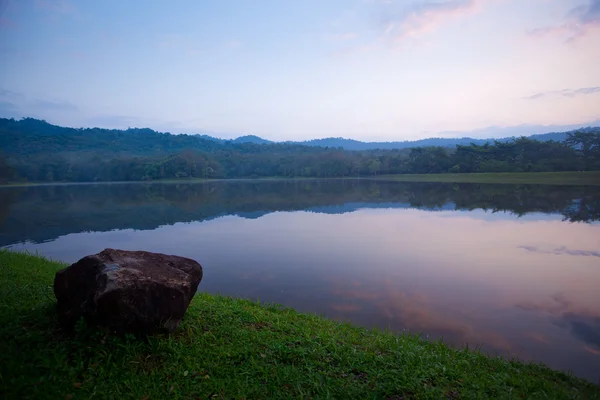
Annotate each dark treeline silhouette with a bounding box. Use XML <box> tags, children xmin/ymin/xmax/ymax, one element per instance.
<box><xmin>1</xmin><ymin>180</ymin><xmax>598</xmax><ymax>246</ymax></box>
<box><xmin>1</xmin><ymin>118</ymin><xmax>599</xmax><ymax>183</ymax></box>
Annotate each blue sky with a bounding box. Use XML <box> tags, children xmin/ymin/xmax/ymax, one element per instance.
<box><xmin>0</xmin><ymin>0</ymin><xmax>599</xmax><ymax>140</ymax></box>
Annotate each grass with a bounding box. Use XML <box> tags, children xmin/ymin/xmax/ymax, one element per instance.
<box><xmin>1</xmin><ymin>250</ymin><xmax>598</xmax><ymax>399</ymax></box>
<box><xmin>369</xmin><ymin>171</ymin><xmax>600</xmax><ymax>185</ymax></box>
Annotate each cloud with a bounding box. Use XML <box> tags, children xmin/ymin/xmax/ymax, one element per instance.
<box><xmin>516</xmin><ymin>293</ymin><xmax>600</xmax><ymax>352</ymax></box>
<box><xmin>559</xmin><ymin>313</ymin><xmax>600</xmax><ymax>350</ymax></box>
<box><xmin>0</xmin><ymin>101</ymin><xmax>20</xmax><ymax>116</ymax></box>
<box><xmin>32</xmin><ymin>98</ymin><xmax>78</xmax><ymax>111</ymax></box>
<box><xmin>328</xmin><ymin>275</ymin><xmax>513</xmax><ymax>353</ymax></box>
<box><xmin>525</xmin><ymin>332</ymin><xmax>551</xmax><ymax>344</ymax></box>
<box><xmin>585</xmin><ymin>345</ymin><xmax>600</xmax><ymax>356</ymax></box>
<box><xmin>376</xmin><ymin>0</ymin><xmax>484</xmax><ymax>42</ymax></box>
<box><xmin>86</xmin><ymin>115</ymin><xmax>145</xmax><ymax>128</ymax></box>
<box><xmin>0</xmin><ymin>89</ymin><xmax>23</xmax><ymax>117</ymax></box>
<box><xmin>529</xmin><ymin>0</ymin><xmax>600</xmax><ymax>41</ymax></box>
<box><xmin>0</xmin><ymin>89</ymin><xmax>22</xmax><ymax>98</ymax></box>
<box><xmin>523</xmin><ymin>86</ymin><xmax>600</xmax><ymax>100</ymax></box>
<box><xmin>571</xmin><ymin>0</ymin><xmax>600</xmax><ymax>24</ymax></box>
<box><xmin>331</xmin><ymin>0</ymin><xmax>486</xmax><ymax>54</ymax></box>
<box><xmin>85</xmin><ymin>115</ymin><xmax>189</xmax><ymax>132</ymax></box>
<box><xmin>0</xmin><ymin>91</ymin><xmax>80</xmax><ymax>118</ymax></box>
<box><xmin>519</xmin><ymin>245</ymin><xmax>600</xmax><ymax>257</ymax></box>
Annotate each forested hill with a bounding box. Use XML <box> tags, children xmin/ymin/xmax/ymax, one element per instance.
<box><xmin>0</xmin><ymin>117</ymin><xmax>261</xmax><ymax>156</ymax></box>
<box><xmin>296</xmin><ymin>131</ymin><xmax>581</xmax><ymax>150</ymax></box>
<box><xmin>188</xmin><ymin>126</ymin><xmax>590</xmax><ymax>149</ymax></box>
<box><xmin>0</xmin><ymin>117</ymin><xmax>599</xmax><ymax>184</ymax></box>
<box><xmin>210</xmin><ymin>126</ymin><xmax>591</xmax><ymax>149</ymax></box>
<box><xmin>1</xmin><ymin>118</ymin><xmax>596</xmax><ymax>154</ymax></box>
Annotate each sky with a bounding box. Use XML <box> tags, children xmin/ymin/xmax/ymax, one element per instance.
<box><xmin>0</xmin><ymin>0</ymin><xmax>599</xmax><ymax>141</ymax></box>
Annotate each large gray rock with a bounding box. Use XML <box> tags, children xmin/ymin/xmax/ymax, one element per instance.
<box><xmin>54</xmin><ymin>248</ymin><xmax>203</xmax><ymax>334</ymax></box>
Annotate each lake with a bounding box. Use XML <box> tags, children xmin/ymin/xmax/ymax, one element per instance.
<box><xmin>1</xmin><ymin>180</ymin><xmax>599</xmax><ymax>382</ymax></box>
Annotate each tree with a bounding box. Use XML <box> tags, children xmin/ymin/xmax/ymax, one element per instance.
<box><xmin>0</xmin><ymin>152</ymin><xmax>14</xmax><ymax>184</ymax></box>
<box><xmin>565</xmin><ymin>130</ymin><xmax>600</xmax><ymax>171</ymax></box>
<box><xmin>368</xmin><ymin>159</ymin><xmax>381</xmax><ymax>175</ymax></box>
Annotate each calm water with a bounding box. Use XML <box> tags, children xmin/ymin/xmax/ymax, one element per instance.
<box><xmin>1</xmin><ymin>180</ymin><xmax>599</xmax><ymax>382</ymax></box>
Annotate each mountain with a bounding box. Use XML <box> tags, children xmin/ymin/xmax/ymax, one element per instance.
<box><xmin>298</xmin><ymin>137</ymin><xmax>488</xmax><ymax>150</ymax></box>
<box><xmin>1</xmin><ymin>117</ymin><xmax>597</xmax><ymax>155</ymax></box>
<box><xmin>0</xmin><ymin>117</ymin><xmax>227</xmax><ymax>157</ymax></box>
<box><xmin>438</xmin><ymin>121</ymin><xmax>600</xmax><ymax>140</ymax></box>
<box><xmin>232</xmin><ymin>135</ymin><xmax>272</xmax><ymax>145</ymax></box>
<box><xmin>229</xmin><ymin>128</ymin><xmax>598</xmax><ymax>150</ymax></box>
<box><xmin>295</xmin><ymin>131</ymin><xmax>575</xmax><ymax>150</ymax></box>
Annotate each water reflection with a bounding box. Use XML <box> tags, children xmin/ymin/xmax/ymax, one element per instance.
<box><xmin>517</xmin><ymin>294</ymin><xmax>600</xmax><ymax>355</ymax></box>
<box><xmin>1</xmin><ymin>180</ymin><xmax>599</xmax><ymax>382</ymax></box>
<box><xmin>1</xmin><ymin>180</ymin><xmax>599</xmax><ymax>246</ymax></box>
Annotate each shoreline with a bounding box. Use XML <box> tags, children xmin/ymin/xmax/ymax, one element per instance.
<box><xmin>1</xmin><ymin>171</ymin><xmax>599</xmax><ymax>188</ymax></box>
<box><xmin>369</xmin><ymin>171</ymin><xmax>600</xmax><ymax>185</ymax></box>
<box><xmin>1</xmin><ymin>250</ymin><xmax>598</xmax><ymax>398</ymax></box>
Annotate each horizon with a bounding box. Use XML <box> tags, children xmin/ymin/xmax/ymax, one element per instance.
<box><xmin>3</xmin><ymin>115</ymin><xmax>600</xmax><ymax>143</ymax></box>
<box><xmin>1</xmin><ymin>0</ymin><xmax>599</xmax><ymax>141</ymax></box>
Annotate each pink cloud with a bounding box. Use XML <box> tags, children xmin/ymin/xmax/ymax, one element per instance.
<box><xmin>526</xmin><ymin>332</ymin><xmax>551</xmax><ymax>345</ymax></box>
<box><xmin>329</xmin><ymin>0</ymin><xmax>490</xmax><ymax>55</ymax></box>
<box><xmin>379</xmin><ymin>0</ymin><xmax>485</xmax><ymax>43</ymax></box>
<box><xmin>584</xmin><ymin>346</ymin><xmax>600</xmax><ymax>356</ymax></box>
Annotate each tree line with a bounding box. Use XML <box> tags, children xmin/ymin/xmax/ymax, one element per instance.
<box><xmin>0</xmin><ymin>118</ymin><xmax>598</xmax><ymax>183</ymax></box>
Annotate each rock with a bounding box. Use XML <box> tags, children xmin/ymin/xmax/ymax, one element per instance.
<box><xmin>54</xmin><ymin>248</ymin><xmax>203</xmax><ymax>334</ymax></box>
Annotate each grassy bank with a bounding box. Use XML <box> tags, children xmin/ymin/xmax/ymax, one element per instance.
<box><xmin>1</xmin><ymin>251</ymin><xmax>598</xmax><ymax>399</ymax></box>
<box><xmin>370</xmin><ymin>171</ymin><xmax>600</xmax><ymax>185</ymax></box>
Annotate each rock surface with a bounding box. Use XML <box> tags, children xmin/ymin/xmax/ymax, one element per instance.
<box><xmin>54</xmin><ymin>248</ymin><xmax>203</xmax><ymax>334</ymax></box>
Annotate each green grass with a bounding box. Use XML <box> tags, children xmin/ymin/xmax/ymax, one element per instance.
<box><xmin>1</xmin><ymin>250</ymin><xmax>598</xmax><ymax>399</ymax></box>
<box><xmin>369</xmin><ymin>171</ymin><xmax>600</xmax><ymax>185</ymax></box>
